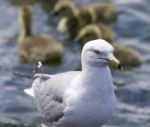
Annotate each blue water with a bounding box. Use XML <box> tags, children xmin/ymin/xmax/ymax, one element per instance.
<box><xmin>0</xmin><ymin>0</ymin><xmax>150</xmax><ymax>127</ymax></box>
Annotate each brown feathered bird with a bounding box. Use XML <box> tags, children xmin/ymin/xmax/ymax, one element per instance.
<box><xmin>18</xmin><ymin>5</ymin><xmax>63</xmax><ymax>64</ymax></box>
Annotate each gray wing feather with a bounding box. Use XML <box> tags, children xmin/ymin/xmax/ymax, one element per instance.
<box><xmin>34</xmin><ymin>73</ymin><xmax>51</xmax><ymax>80</ymax></box>
<box><xmin>32</xmin><ymin>71</ymin><xmax>80</xmax><ymax>122</ymax></box>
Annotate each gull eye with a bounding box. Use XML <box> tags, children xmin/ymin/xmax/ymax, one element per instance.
<box><xmin>94</xmin><ymin>50</ymin><xmax>101</xmax><ymax>55</ymax></box>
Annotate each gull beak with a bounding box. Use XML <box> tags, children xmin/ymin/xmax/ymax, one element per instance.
<box><xmin>108</xmin><ymin>54</ymin><xmax>123</xmax><ymax>70</ymax></box>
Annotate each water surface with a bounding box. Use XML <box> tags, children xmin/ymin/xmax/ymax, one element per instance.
<box><xmin>0</xmin><ymin>0</ymin><xmax>150</xmax><ymax>126</ymax></box>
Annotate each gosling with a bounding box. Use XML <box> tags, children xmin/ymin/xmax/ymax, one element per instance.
<box><xmin>57</xmin><ymin>11</ymin><xmax>98</xmax><ymax>39</ymax></box>
<box><xmin>74</xmin><ymin>27</ymin><xmax>141</xmax><ymax>67</ymax></box>
<box><xmin>51</xmin><ymin>0</ymin><xmax>77</xmax><ymax>18</ymax></box>
<box><xmin>75</xmin><ymin>23</ymin><xmax>115</xmax><ymax>45</ymax></box>
<box><xmin>52</xmin><ymin>1</ymin><xmax>118</xmax><ymax>23</ymax></box>
<box><xmin>56</xmin><ymin>2</ymin><xmax>117</xmax><ymax>39</ymax></box>
<box><xmin>18</xmin><ymin>5</ymin><xmax>63</xmax><ymax>64</ymax></box>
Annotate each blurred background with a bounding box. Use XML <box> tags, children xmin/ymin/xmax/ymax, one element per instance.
<box><xmin>0</xmin><ymin>0</ymin><xmax>150</xmax><ymax>127</ymax></box>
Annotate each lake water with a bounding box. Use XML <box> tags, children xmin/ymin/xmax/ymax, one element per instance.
<box><xmin>0</xmin><ymin>0</ymin><xmax>150</xmax><ymax>127</ymax></box>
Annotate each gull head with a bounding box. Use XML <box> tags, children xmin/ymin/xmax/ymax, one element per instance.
<box><xmin>82</xmin><ymin>39</ymin><xmax>122</xmax><ymax>70</ymax></box>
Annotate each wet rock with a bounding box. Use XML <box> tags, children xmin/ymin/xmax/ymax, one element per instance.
<box><xmin>0</xmin><ymin>115</ymin><xmax>22</xmax><ymax>127</ymax></box>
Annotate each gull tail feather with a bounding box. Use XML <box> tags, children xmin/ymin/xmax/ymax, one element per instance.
<box><xmin>24</xmin><ymin>88</ymin><xmax>34</xmax><ymax>97</ymax></box>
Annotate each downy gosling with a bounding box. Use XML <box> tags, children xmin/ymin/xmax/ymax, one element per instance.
<box><xmin>18</xmin><ymin>5</ymin><xmax>63</xmax><ymax>64</ymax></box>
<box><xmin>52</xmin><ymin>1</ymin><xmax>118</xmax><ymax>23</ymax></box>
<box><xmin>74</xmin><ymin>26</ymin><xmax>141</xmax><ymax>67</ymax></box>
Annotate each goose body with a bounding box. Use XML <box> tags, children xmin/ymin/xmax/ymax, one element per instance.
<box><xmin>53</xmin><ymin>1</ymin><xmax>118</xmax><ymax>23</ymax></box>
<box><xmin>112</xmin><ymin>43</ymin><xmax>141</xmax><ymax>67</ymax></box>
<box><xmin>75</xmin><ymin>23</ymin><xmax>115</xmax><ymax>44</ymax></box>
<box><xmin>18</xmin><ymin>5</ymin><xmax>63</xmax><ymax>63</ymax></box>
<box><xmin>56</xmin><ymin>2</ymin><xmax>117</xmax><ymax>39</ymax></box>
<box><xmin>74</xmin><ymin>27</ymin><xmax>141</xmax><ymax>67</ymax></box>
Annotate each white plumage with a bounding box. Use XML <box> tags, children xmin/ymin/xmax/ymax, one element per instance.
<box><xmin>25</xmin><ymin>39</ymin><xmax>117</xmax><ymax>127</ymax></box>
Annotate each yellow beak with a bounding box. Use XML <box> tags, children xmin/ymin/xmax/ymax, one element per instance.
<box><xmin>109</xmin><ymin>55</ymin><xmax>123</xmax><ymax>70</ymax></box>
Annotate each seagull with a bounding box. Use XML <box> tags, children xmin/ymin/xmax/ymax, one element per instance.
<box><xmin>25</xmin><ymin>39</ymin><xmax>122</xmax><ymax>127</ymax></box>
